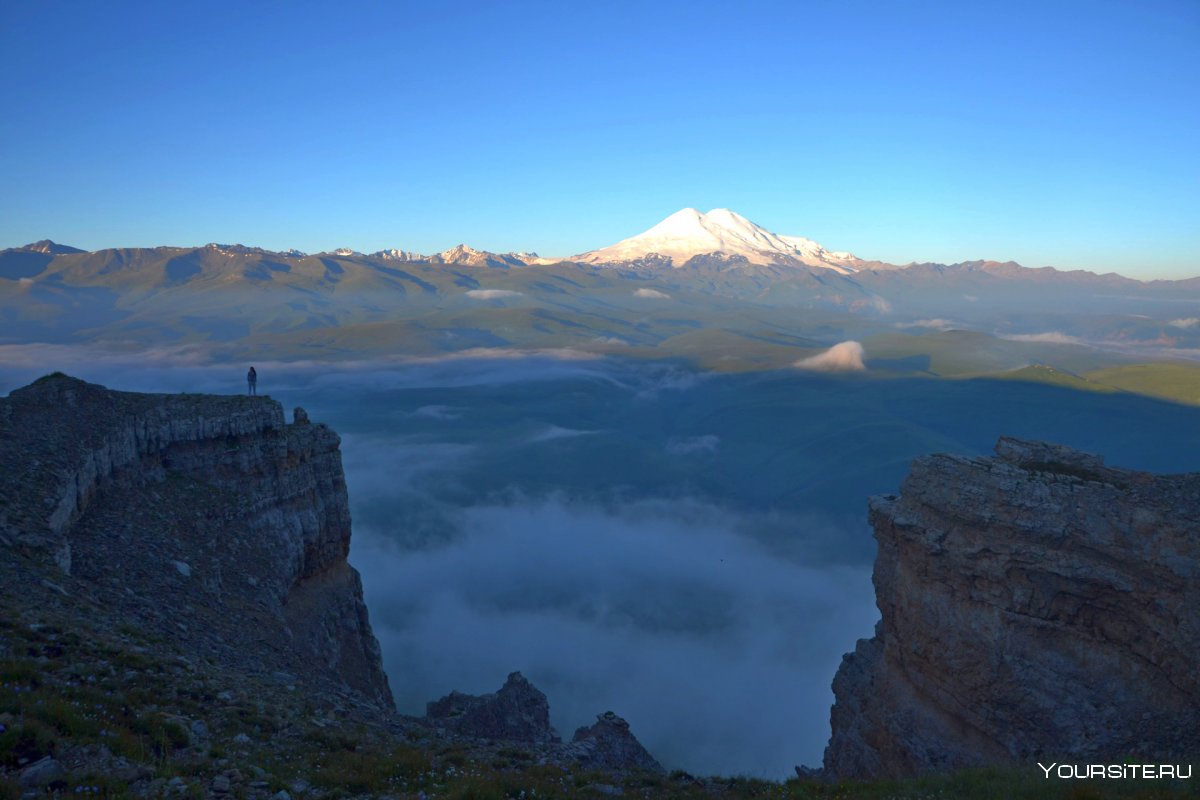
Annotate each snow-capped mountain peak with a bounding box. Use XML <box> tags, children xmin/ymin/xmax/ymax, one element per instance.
<box><xmin>439</xmin><ymin>244</ymin><xmax>484</xmax><ymax>261</ymax></box>
<box><xmin>575</xmin><ymin>208</ymin><xmax>861</xmax><ymax>273</ymax></box>
<box><xmin>371</xmin><ymin>248</ymin><xmax>426</xmax><ymax>261</ymax></box>
<box><xmin>426</xmin><ymin>244</ymin><xmax>529</xmax><ymax>268</ymax></box>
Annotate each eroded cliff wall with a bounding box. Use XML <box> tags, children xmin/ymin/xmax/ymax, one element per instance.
<box><xmin>0</xmin><ymin>374</ymin><xmax>392</xmax><ymax>712</ymax></box>
<box><xmin>824</xmin><ymin>437</ymin><xmax>1199</xmax><ymax>779</ymax></box>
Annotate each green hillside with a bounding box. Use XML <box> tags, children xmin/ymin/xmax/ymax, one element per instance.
<box><xmin>1084</xmin><ymin>362</ymin><xmax>1200</xmax><ymax>406</ymax></box>
<box><xmin>988</xmin><ymin>364</ymin><xmax>1119</xmax><ymax>394</ymax></box>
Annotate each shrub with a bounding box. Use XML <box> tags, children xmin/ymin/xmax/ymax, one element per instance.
<box><xmin>0</xmin><ymin>720</ymin><xmax>58</xmax><ymax>769</ymax></box>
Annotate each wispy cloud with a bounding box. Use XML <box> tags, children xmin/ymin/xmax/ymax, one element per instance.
<box><xmin>1168</xmin><ymin>318</ymin><xmax>1200</xmax><ymax>328</ymax></box>
<box><xmin>896</xmin><ymin>318</ymin><xmax>957</xmax><ymax>331</ymax></box>
<box><xmin>1001</xmin><ymin>332</ymin><xmax>1089</xmax><ymax>346</ymax></box>
<box><xmin>529</xmin><ymin>425</ymin><xmax>596</xmax><ymax>443</ymax></box>
<box><xmin>666</xmin><ymin>434</ymin><xmax>720</xmax><ymax>456</ymax></box>
<box><xmin>465</xmin><ymin>289</ymin><xmax>523</xmax><ymax>300</ymax></box>
<box><xmin>632</xmin><ymin>367</ymin><xmax>708</xmax><ymax>400</ymax></box>
<box><xmin>634</xmin><ymin>288</ymin><xmax>671</xmax><ymax>299</ymax></box>
<box><xmin>793</xmin><ymin>341</ymin><xmax>866</xmax><ymax>372</ymax></box>
<box><xmin>412</xmin><ymin>405</ymin><xmax>462</xmax><ymax>421</ymax></box>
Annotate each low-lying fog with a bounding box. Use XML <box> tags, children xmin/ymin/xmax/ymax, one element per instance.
<box><xmin>4</xmin><ymin>347</ymin><xmax>1200</xmax><ymax>778</ymax></box>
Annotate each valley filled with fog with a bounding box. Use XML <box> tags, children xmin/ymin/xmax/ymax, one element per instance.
<box><xmin>5</xmin><ymin>352</ymin><xmax>1199</xmax><ymax>777</ymax></box>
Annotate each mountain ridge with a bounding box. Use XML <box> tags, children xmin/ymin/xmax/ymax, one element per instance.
<box><xmin>6</xmin><ymin>241</ymin><xmax>1193</xmax><ymax>285</ymax></box>
<box><xmin>4</xmin><ymin>233</ymin><xmax>1200</xmax><ymax>367</ymax></box>
<box><xmin>12</xmin><ymin>240</ymin><xmax>87</xmax><ymax>255</ymax></box>
<box><xmin>4</xmin><ymin>208</ymin><xmax>1196</xmax><ymax>283</ymax></box>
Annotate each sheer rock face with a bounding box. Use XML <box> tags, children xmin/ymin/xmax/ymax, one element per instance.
<box><xmin>426</xmin><ymin>672</ymin><xmax>560</xmax><ymax>744</ymax></box>
<box><xmin>0</xmin><ymin>374</ymin><xmax>393</xmax><ymax>712</ymax></box>
<box><xmin>823</xmin><ymin>437</ymin><xmax>1200</xmax><ymax>779</ymax></box>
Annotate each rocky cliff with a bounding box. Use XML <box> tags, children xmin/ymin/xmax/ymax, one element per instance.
<box><xmin>1</xmin><ymin>375</ymin><xmax>670</xmax><ymax>795</ymax></box>
<box><xmin>0</xmin><ymin>373</ymin><xmax>392</xmax><ymax>711</ymax></box>
<box><xmin>823</xmin><ymin>437</ymin><xmax>1200</xmax><ymax>778</ymax></box>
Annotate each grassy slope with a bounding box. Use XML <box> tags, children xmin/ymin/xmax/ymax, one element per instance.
<box><xmin>983</xmin><ymin>362</ymin><xmax>1200</xmax><ymax>407</ymax></box>
<box><xmin>1083</xmin><ymin>363</ymin><xmax>1200</xmax><ymax>406</ymax></box>
<box><xmin>861</xmin><ymin>331</ymin><xmax>1136</xmax><ymax>377</ymax></box>
<box><xmin>989</xmin><ymin>365</ymin><xmax>1120</xmax><ymax>394</ymax></box>
<box><xmin>1</xmin><ymin>620</ymin><xmax>1192</xmax><ymax>799</ymax></box>
<box><xmin>860</xmin><ymin>331</ymin><xmax>1200</xmax><ymax>406</ymax></box>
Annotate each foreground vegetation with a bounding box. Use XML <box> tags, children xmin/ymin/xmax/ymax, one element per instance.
<box><xmin>1</xmin><ymin>611</ymin><xmax>1192</xmax><ymax>799</ymax></box>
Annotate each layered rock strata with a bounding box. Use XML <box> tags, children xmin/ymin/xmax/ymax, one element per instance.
<box><xmin>0</xmin><ymin>374</ymin><xmax>392</xmax><ymax>710</ymax></box>
<box><xmin>824</xmin><ymin>437</ymin><xmax>1200</xmax><ymax>778</ymax></box>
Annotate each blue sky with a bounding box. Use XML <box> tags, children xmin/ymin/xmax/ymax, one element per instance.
<box><xmin>1</xmin><ymin>0</ymin><xmax>1197</xmax><ymax>277</ymax></box>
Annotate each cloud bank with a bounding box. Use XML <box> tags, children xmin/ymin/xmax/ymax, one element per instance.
<box><xmin>351</xmin><ymin>496</ymin><xmax>875</xmax><ymax>778</ymax></box>
<box><xmin>0</xmin><ymin>343</ymin><xmax>612</xmax><ymax>398</ymax></box>
<box><xmin>1002</xmin><ymin>332</ymin><xmax>1090</xmax><ymax>346</ymax></box>
<box><xmin>793</xmin><ymin>341</ymin><xmax>866</xmax><ymax>372</ymax></box>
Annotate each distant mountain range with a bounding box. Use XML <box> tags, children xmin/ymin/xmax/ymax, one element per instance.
<box><xmin>9</xmin><ymin>208</ymin><xmax>873</xmax><ymax>272</ymax></box>
<box><xmin>5</xmin><ymin>207</ymin><xmax>1194</xmax><ymax>279</ymax></box>
<box><xmin>2</xmin><ymin>209</ymin><xmax>1198</xmax><ymax>370</ymax></box>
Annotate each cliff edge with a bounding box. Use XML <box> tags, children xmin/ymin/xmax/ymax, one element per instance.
<box><xmin>0</xmin><ymin>373</ymin><xmax>392</xmax><ymax>712</ymax></box>
<box><xmin>823</xmin><ymin>437</ymin><xmax>1200</xmax><ymax>778</ymax></box>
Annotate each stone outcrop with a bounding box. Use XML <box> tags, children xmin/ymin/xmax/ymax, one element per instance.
<box><xmin>564</xmin><ymin>711</ymin><xmax>665</xmax><ymax>774</ymax></box>
<box><xmin>425</xmin><ymin>674</ymin><xmax>664</xmax><ymax>773</ymax></box>
<box><xmin>823</xmin><ymin>437</ymin><xmax>1200</xmax><ymax>778</ymax></box>
<box><xmin>426</xmin><ymin>672</ymin><xmax>560</xmax><ymax>743</ymax></box>
<box><xmin>0</xmin><ymin>374</ymin><xmax>392</xmax><ymax>711</ymax></box>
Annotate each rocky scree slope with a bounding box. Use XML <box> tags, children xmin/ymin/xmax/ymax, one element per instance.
<box><xmin>823</xmin><ymin>437</ymin><xmax>1200</xmax><ymax>779</ymax></box>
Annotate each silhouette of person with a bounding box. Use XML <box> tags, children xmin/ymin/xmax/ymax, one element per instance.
<box><xmin>247</xmin><ymin>366</ymin><xmax>257</xmax><ymax>396</ymax></box>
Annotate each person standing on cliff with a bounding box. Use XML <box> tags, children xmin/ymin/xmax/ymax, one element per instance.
<box><xmin>247</xmin><ymin>366</ymin><xmax>257</xmax><ymax>396</ymax></box>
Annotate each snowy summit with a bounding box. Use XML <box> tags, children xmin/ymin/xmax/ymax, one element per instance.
<box><xmin>575</xmin><ymin>208</ymin><xmax>861</xmax><ymax>273</ymax></box>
